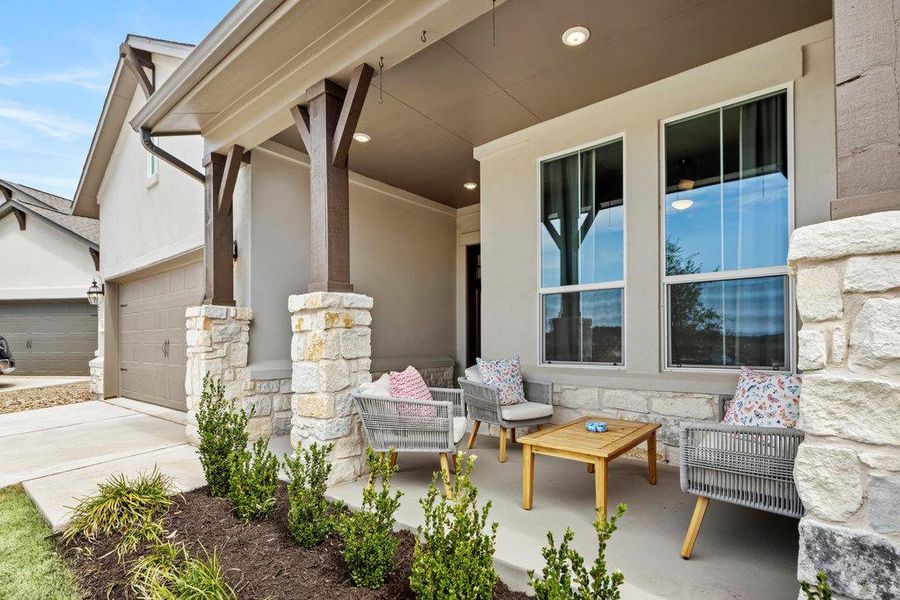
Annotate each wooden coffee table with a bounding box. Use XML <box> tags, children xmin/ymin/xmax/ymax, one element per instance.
<box><xmin>519</xmin><ymin>417</ymin><xmax>660</xmax><ymax>517</ymax></box>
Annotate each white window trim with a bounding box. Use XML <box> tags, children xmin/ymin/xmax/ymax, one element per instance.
<box><xmin>658</xmin><ymin>83</ymin><xmax>796</xmax><ymax>374</ymax></box>
<box><xmin>536</xmin><ymin>132</ymin><xmax>627</xmax><ymax>369</ymax></box>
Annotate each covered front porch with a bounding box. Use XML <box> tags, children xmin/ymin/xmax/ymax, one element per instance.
<box><xmin>328</xmin><ymin>437</ymin><xmax>799</xmax><ymax>598</ymax></box>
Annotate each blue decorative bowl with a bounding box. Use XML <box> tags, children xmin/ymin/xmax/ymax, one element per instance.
<box><xmin>586</xmin><ymin>421</ymin><xmax>608</xmax><ymax>433</ymax></box>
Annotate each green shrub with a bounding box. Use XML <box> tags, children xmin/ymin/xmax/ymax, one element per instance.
<box><xmin>196</xmin><ymin>373</ymin><xmax>250</xmax><ymax>497</ymax></box>
<box><xmin>129</xmin><ymin>542</ymin><xmax>236</xmax><ymax>599</ymax></box>
<box><xmin>63</xmin><ymin>468</ymin><xmax>174</xmax><ymax>561</ymax></box>
<box><xmin>800</xmin><ymin>571</ymin><xmax>833</xmax><ymax>600</ymax></box>
<box><xmin>227</xmin><ymin>438</ymin><xmax>279</xmax><ymax>522</ymax></box>
<box><xmin>337</xmin><ymin>449</ymin><xmax>403</xmax><ymax>588</ymax></box>
<box><xmin>410</xmin><ymin>454</ymin><xmax>498</xmax><ymax>600</ymax></box>
<box><xmin>528</xmin><ymin>504</ymin><xmax>627</xmax><ymax>600</ymax></box>
<box><xmin>285</xmin><ymin>442</ymin><xmax>340</xmax><ymax>548</ymax></box>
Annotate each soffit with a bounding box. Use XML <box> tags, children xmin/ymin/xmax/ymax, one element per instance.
<box><xmin>272</xmin><ymin>0</ymin><xmax>830</xmax><ymax>208</ymax></box>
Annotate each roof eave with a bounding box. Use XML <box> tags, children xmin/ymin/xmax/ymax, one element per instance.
<box><xmin>129</xmin><ymin>0</ymin><xmax>287</xmax><ymax>134</ymax></box>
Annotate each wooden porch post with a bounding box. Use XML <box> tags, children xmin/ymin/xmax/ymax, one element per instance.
<box><xmin>292</xmin><ymin>64</ymin><xmax>374</xmax><ymax>292</ymax></box>
<box><xmin>203</xmin><ymin>152</ymin><xmax>234</xmax><ymax>306</ymax></box>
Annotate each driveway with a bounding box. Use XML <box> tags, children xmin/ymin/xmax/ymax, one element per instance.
<box><xmin>0</xmin><ymin>398</ymin><xmax>206</xmax><ymax>531</ymax></box>
<box><xmin>0</xmin><ymin>375</ymin><xmax>89</xmax><ymax>393</ymax></box>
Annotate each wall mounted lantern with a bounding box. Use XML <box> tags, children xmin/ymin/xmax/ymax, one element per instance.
<box><xmin>86</xmin><ymin>279</ymin><xmax>105</xmax><ymax>306</ymax></box>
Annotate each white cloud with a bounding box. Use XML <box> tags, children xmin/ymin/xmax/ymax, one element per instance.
<box><xmin>0</xmin><ymin>99</ymin><xmax>93</xmax><ymax>140</ymax></box>
<box><xmin>0</xmin><ymin>67</ymin><xmax>107</xmax><ymax>93</ymax></box>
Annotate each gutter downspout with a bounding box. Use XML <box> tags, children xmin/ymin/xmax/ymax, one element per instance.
<box><xmin>140</xmin><ymin>127</ymin><xmax>204</xmax><ymax>183</ymax></box>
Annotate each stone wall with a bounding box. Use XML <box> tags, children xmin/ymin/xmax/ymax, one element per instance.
<box><xmin>183</xmin><ymin>305</ymin><xmax>294</xmax><ymax>444</ymax></box>
<box><xmin>289</xmin><ymin>292</ymin><xmax>373</xmax><ymax>485</ymax></box>
<box><xmin>89</xmin><ymin>356</ymin><xmax>103</xmax><ymax>401</ymax></box>
<box><xmin>789</xmin><ymin>211</ymin><xmax>900</xmax><ymax>599</ymax></box>
<box><xmin>371</xmin><ymin>361</ymin><xmax>455</xmax><ymax>389</ymax></box>
<box><xmin>553</xmin><ymin>385</ymin><xmax>722</xmax><ymax>464</ymax></box>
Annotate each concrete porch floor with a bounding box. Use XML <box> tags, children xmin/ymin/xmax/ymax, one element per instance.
<box><xmin>329</xmin><ymin>435</ymin><xmax>800</xmax><ymax>599</ymax></box>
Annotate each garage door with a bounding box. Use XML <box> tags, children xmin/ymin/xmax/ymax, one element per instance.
<box><xmin>0</xmin><ymin>300</ymin><xmax>97</xmax><ymax>375</ymax></box>
<box><xmin>119</xmin><ymin>261</ymin><xmax>204</xmax><ymax>410</ymax></box>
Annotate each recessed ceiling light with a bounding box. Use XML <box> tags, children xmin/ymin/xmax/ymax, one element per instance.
<box><xmin>463</xmin><ymin>182</ymin><xmax>478</xmax><ymax>190</ymax></box>
<box><xmin>352</xmin><ymin>132</ymin><xmax>371</xmax><ymax>143</ymax></box>
<box><xmin>671</xmin><ymin>199</ymin><xmax>694</xmax><ymax>211</ymax></box>
<box><xmin>562</xmin><ymin>26</ymin><xmax>590</xmax><ymax>47</ymax></box>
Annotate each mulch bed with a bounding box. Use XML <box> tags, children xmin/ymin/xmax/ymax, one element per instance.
<box><xmin>0</xmin><ymin>382</ymin><xmax>91</xmax><ymax>414</ymax></box>
<box><xmin>61</xmin><ymin>483</ymin><xmax>529</xmax><ymax>599</ymax></box>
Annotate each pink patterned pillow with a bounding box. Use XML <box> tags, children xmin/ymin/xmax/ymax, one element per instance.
<box><xmin>477</xmin><ymin>356</ymin><xmax>526</xmax><ymax>406</ymax></box>
<box><xmin>722</xmin><ymin>367</ymin><xmax>801</xmax><ymax>428</ymax></box>
<box><xmin>390</xmin><ymin>366</ymin><xmax>436</xmax><ymax>417</ymax></box>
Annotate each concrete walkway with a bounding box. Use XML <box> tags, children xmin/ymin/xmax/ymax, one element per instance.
<box><xmin>0</xmin><ymin>398</ymin><xmax>205</xmax><ymax>531</ymax></box>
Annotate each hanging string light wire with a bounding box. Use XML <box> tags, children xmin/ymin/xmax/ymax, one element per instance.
<box><xmin>378</xmin><ymin>56</ymin><xmax>384</xmax><ymax>104</ymax></box>
<box><xmin>492</xmin><ymin>0</ymin><xmax>497</xmax><ymax>46</ymax></box>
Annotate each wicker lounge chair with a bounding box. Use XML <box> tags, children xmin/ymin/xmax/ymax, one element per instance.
<box><xmin>458</xmin><ymin>371</ymin><xmax>553</xmax><ymax>463</ymax></box>
<box><xmin>679</xmin><ymin>420</ymin><xmax>805</xmax><ymax>559</ymax></box>
<box><xmin>352</xmin><ymin>387</ymin><xmax>466</xmax><ymax>496</ymax></box>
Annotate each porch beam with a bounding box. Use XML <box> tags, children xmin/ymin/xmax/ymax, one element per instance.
<box><xmin>119</xmin><ymin>43</ymin><xmax>155</xmax><ymax>98</ymax></box>
<box><xmin>12</xmin><ymin>207</ymin><xmax>25</xmax><ymax>230</ymax></box>
<box><xmin>203</xmin><ymin>152</ymin><xmax>235</xmax><ymax>306</ymax></box>
<box><xmin>299</xmin><ymin>76</ymin><xmax>367</xmax><ymax>293</ymax></box>
<box><xmin>218</xmin><ymin>144</ymin><xmax>244</xmax><ymax>216</ymax></box>
<box><xmin>331</xmin><ymin>63</ymin><xmax>374</xmax><ymax>168</ymax></box>
<box><xmin>290</xmin><ymin>105</ymin><xmax>311</xmax><ymax>151</ymax></box>
<box><xmin>89</xmin><ymin>247</ymin><xmax>100</xmax><ymax>271</ymax></box>
<box><xmin>0</xmin><ymin>185</ymin><xmax>10</xmax><ymax>203</ymax></box>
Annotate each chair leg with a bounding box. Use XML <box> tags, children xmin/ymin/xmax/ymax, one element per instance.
<box><xmin>587</xmin><ymin>462</ymin><xmax>595</xmax><ymax>474</ymax></box>
<box><xmin>439</xmin><ymin>453</ymin><xmax>453</xmax><ymax>498</ymax></box>
<box><xmin>499</xmin><ymin>427</ymin><xmax>508</xmax><ymax>463</ymax></box>
<box><xmin>467</xmin><ymin>420</ymin><xmax>481</xmax><ymax>450</ymax></box>
<box><xmin>389</xmin><ymin>451</ymin><xmax>398</xmax><ymax>469</ymax></box>
<box><xmin>681</xmin><ymin>496</ymin><xmax>710</xmax><ymax>560</ymax></box>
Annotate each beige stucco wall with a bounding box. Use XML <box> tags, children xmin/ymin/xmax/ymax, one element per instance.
<box><xmin>237</xmin><ymin>142</ymin><xmax>456</xmax><ymax>370</ymax></box>
<box><xmin>0</xmin><ymin>212</ymin><xmax>97</xmax><ymax>299</ymax></box>
<box><xmin>97</xmin><ymin>54</ymin><xmax>204</xmax><ymax>281</ymax></box>
<box><xmin>473</xmin><ymin>22</ymin><xmax>836</xmax><ymax>395</ymax></box>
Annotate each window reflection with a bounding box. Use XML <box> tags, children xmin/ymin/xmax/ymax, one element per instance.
<box><xmin>544</xmin><ymin>289</ymin><xmax>623</xmax><ymax>364</ymax></box>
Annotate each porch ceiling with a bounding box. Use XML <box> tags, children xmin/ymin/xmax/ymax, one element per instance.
<box><xmin>272</xmin><ymin>0</ymin><xmax>831</xmax><ymax>209</ymax></box>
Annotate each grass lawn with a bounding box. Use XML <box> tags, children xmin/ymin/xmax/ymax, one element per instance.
<box><xmin>0</xmin><ymin>485</ymin><xmax>81</xmax><ymax>599</ymax></box>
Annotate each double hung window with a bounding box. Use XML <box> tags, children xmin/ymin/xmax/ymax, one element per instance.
<box><xmin>540</xmin><ymin>138</ymin><xmax>625</xmax><ymax>365</ymax></box>
<box><xmin>663</xmin><ymin>90</ymin><xmax>791</xmax><ymax>370</ymax></box>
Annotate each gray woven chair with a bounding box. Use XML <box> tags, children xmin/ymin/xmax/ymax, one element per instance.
<box><xmin>679</xmin><ymin>421</ymin><xmax>804</xmax><ymax>559</ymax></box>
<box><xmin>458</xmin><ymin>375</ymin><xmax>553</xmax><ymax>463</ymax></box>
<box><xmin>352</xmin><ymin>388</ymin><xmax>465</xmax><ymax>496</ymax></box>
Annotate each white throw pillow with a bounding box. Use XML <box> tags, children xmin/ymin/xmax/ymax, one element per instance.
<box><xmin>358</xmin><ymin>373</ymin><xmax>392</xmax><ymax>398</ymax></box>
<box><xmin>464</xmin><ymin>365</ymin><xmax>483</xmax><ymax>383</ymax></box>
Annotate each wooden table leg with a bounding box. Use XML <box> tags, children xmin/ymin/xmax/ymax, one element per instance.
<box><xmin>522</xmin><ymin>443</ymin><xmax>534</xmax><ymax>510</ymax></box>
<box><xmin>587</xmin><ymin>462</ymin><xmax>595</xmax><ymax>474</ymax></box>
<box><xmin>439</xmin><ymin>453</ymin><xmax>453</xmax><ymax>499</ymax></box>
<box><xmin>499</xmin><ymin>427</ymin><xmax>508</xmax><ymax>463</ymax></box>
<box><xmin>647</xmin><ymin>431</ymin><xmax>657</xmax><ymax>485</ymax></box>
<box><xmin>680</xmin><ymin>496</ymin><xmax>709</xmax><ymax>559</ymax></box>
<box><xmin>594</xmin><ymin>458</ymin><xmax>607</xmax><ymax>519</ymax></box>
<box><xmin>511</xmin><ymin>427</ymin><xmax>517</xmax><ymax>444</ymax></box>
<box><xmin>467</xmin><ymin>420</ymin><xmax>481</xmax><ymax>449</ymax></box>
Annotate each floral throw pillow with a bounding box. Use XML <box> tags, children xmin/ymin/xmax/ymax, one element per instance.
<box><xmin>477</xmin><ymin>356</ymin><xmax>526</xmax><ymax>406</ymax></box>
<box><xmin>722</xmin><ymin>367</ymin><xmax>801</xmax><ymax>428</ymax></box>
<box><xmin>390</xmin><ymin>366</ymin><xmax>436</xmax><ymax>417</ymax></box>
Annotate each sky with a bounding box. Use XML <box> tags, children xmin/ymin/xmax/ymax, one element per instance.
<box><xmin>0</xmin><ymin>1</ymin><xmax>233</xmax><ymax>199</ymax></box>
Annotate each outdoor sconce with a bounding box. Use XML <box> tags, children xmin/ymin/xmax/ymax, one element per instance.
<box><xmin>86</xmin><ymin>279</ymin><xmax>105</xmax><ymax>306</ymax></box>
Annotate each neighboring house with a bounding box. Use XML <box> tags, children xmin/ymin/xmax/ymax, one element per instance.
<box><xmin>0</xmin><ymin>180</ymin><xmax>99</xmax><ymax>375</ymax></box>
<box><xmin>70</xmin><ymin>3</ymin><xmax>900</xmax><ymax>598</ymax></box>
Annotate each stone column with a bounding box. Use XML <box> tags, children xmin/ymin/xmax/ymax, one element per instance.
<box><xmin>789</xmin><ymin>211</ymin><xmax>900</xmax><ymax>599</ymax></box>
<box><xmin>289</xmin><ymin>292</ymin><xmax>372</xmax><ymax>485</ymax></box>
<box><xmin>184</xmin><ymin>305</ymin><xmax>252</xmax><ymax>445</ymax></box>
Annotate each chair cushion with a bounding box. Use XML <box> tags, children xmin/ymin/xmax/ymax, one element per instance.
<box><xmin>453</xmin><ymin>417</ymin><xmax>468</xmax><ymax>444</ymax></box>
<box><xmin>390</xmin><ymin>366</ymin><xmax>436</xmax><ymax>417</ymax></box>
<box><xmin>722</xmin><ymin>367</ymin><xmax>801</xmax><ymax>428</ymax></box>
<box><xmin>501</xmin><ymin>401</ymin><xmax>553</xmax><ymax>421</ymax></box>
<box><xmin>464</xmin><ymin>365</ymin><xmax>483</xmax><ymax>383</ymax></box>
<box><xmin>357</xmin><ymin>373</ymin><xmax>392</xmax><ymax>399</ymax></box>
<box><xmin>477</xmin><ymin>356</ymin><xmax>526</xmax><ymax>406</ymax></box>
